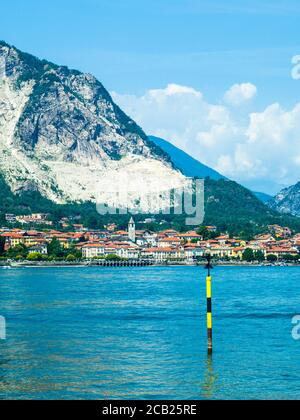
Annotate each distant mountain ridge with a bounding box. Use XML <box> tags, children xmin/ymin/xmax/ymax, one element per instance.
<box><xmin>253</xmin><ymin>191</ymin><xmax>273</xmax><ymax>204</ymax></box>
<box><xmin>149</xmin><ymin>135</ymin><xmax>272</xmax><ymax>204</ymax></box>
<box><xmin>149</xmin><ymin>136</ymin><xmax>225</xmax><ymax>180</ymax></box>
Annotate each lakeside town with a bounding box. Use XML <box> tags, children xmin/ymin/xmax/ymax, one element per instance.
<box><xmin>1</xmin><ymin>212</ymin><xmax>300</xmax><ymax>266</ymax></box>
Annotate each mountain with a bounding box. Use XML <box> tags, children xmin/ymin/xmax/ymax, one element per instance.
<box><xmin>0</xmin><ymin>41</ymin><xmax>186</xmax><ymax>211</ymax></box>
<box><xmin>150</xmin><ymin>136</ymin><xmax>274</xmax><ymax>205</ymax></box>
<box><xmin>149</xmin><ymin>136</ymin><xmax>225</xmax><ymax>180</ymax></box>
<box><xmin>269</xmin><ymin>182</ymin><xmax>300</xmax><ymax>217</ymax></box>
<box><xmin>253</xmin><ymin>191</ymin><xmax>273</xmax><ymax>204</ymax></box>
<box><xmin>1</xmin><ymin>41</ymin><xmax>300</xmax><ymax>235</ymax></box>
<box><xmin>203</xmin><ymin>178</ymin><xmax>300</xmax><ymax>237</ymax></box>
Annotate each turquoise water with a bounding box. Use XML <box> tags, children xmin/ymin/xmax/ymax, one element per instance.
<box><xmin>0</xmin><ymin>266</ymin><xmax>300</xmax><ymax>400</ymax></box>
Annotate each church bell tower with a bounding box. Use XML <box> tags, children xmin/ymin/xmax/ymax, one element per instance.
<box><xmin>128</xmin><ymin>217</ymin><xmax>136</xmax><ymax>243</ymax></box>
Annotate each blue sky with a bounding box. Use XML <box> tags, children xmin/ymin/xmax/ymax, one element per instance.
<box><xmin>1</xmin><ymin>0</ymin><xmax>300</xmax><ymax>193</ymax></box>
<box><xmin>1</xmin><ymin>0</ymin><xmax>299</xmax><ymax>102</ymax></box>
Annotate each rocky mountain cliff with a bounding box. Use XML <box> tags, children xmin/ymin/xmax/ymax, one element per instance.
<box><xmin>2</xmin><ymin>41</ymin><xmax>300</xmax><ymax>234</ymax></box>
<box><xmin>0</xmin><ymin>41</ymin><xmax>186</xmax><ymax>210</ymax></box>
<box><xmin>269</xmin><ymin>182</ymin><xmax>300</xmax><ymax>217</ymax></box>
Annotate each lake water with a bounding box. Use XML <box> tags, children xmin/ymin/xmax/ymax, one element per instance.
<box><xmin>0</xmin><ymin>266</ymin><xmax>300</xmax><ymax>400</ymax></box>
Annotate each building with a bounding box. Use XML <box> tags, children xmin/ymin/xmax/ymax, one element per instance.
<box><xmin>81</xmin><ymin>242</ymin><xmax>141</xmax><ymax>260</ymax></box>
<box><xmin>117</xmin><ymin>246</ymin><xmax>141</xmax><ymax>260</ymax></box>
<box><xmin>28</xmin><ymin>244</ymin><xmax>48</xmax><ymax>255</ymax></box>
<box><xmin>1</xmin><ymin>233</ymin><xmax>24</xmax><ymax>247</ymax></box>
<box><xmin>177</xmin><ymin>231</ymin><xmax>202</xmax><ymax>242</ymax></box>
<box><xmin>206</xmin><ymin>226</ymin><xmax>217</xmax><ymax>233</ymax></box>
<box><xmin>254</xmin><ymin>234</ymin><xmax>276</xmax><ymax>244</ymax></box>
<box><xmin>72</xmin><ymin>224</ymin><xmax>85</xmax><ymax>232</ymax></box>
<box><xmin>82</xmin><ymin>244</ymin><xmax>105</xmax><ymax>259</ymax></box>
<box><xmin>30</xmin><ymin>214</ymin><xmax>48</xmax><ymax>221</ymax></box>
<box><xmin>0</xmin><ymin>232</ymin><xmax>42</xmax><ymax>248</ymax></box>
<box><xmin>184</xmin><ymin>245</ymin><xmax>205</xmax><ymax>262</ymax></box>
<box><xmin>141</xmin><ymin>217</ymin><xmax>156</xmax><ymax>224</ymax></box>
<box><xmin>159</xmin><ymin>229</ymin><xmax>179</xmax><ymax>238</ymax></box>
<box><xmin>136</xmin><ymin>237</ymin><xmax>148</xmax><ymax>247</ymax></box>
<box><xmin>142</xmin><ymin>247</ymin><xmax>184</xmax><ymax>262</ymax></box>
<box><xmin>5</xmin><ymin>214</ymin><xmax>17</xmax><ymax>223</ymax></box>
<box><xmin>128</xmin><ymin>217</ymin><xmax>136</xmax><ymax>243</ymax></box>
<box><xmin>106</xmin><ymin>223</ymin><xmax>117</xmax><ymax>232</ymax></box>
<box><xmin>266</xmin><ymin>247</ymin><xmax>298</xmax><ymax>259</ymax></box>
<box><xmin>16</xmin><ymin>214</ymin><xmax>50</xmax><ymax>225</ymax></box>
<box><xmin>215</xmin><ymin>235</ymin><xmax>230</xmax><ymax>245</ymax></box>
<box><xmin>136</xmin><ymin>232</ymin><xmax>157</xmax><ymax>247</ymax></box>
<box><xmin>268</xmin><ymin>225</ymin><xmax>292</xmax><ymax>239</ymax></box>
<box><xmin>157</xmin><ymin>237</ymin><xmax>182</xmax><ymax>248</ymax></box>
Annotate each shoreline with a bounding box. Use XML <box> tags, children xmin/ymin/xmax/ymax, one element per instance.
<box><xmin>1</xmin><ymin>261</ymin><xmax>300</xmax><ymax>268</ymax></box>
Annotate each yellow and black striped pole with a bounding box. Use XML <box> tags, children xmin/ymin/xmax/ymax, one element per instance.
<box><xmin>205</xmin><ymin>254</ymin><xmax>213</xmax><ymax>355</ymax></box>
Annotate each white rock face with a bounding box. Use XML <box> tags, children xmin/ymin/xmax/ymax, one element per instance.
<box><xmin>0</xmin><ymin>42</ymin><xmax>187</xmax><ymax>211</ymax></box>
<box><xmin>0</xmin><ymin>78</ymin><xmax>59</xmax><ymax>198</ymax></box>
<box><xmin>269</xmin><ymin>182</ymin><xmax>300</xmax><ymax>217</ymax></box>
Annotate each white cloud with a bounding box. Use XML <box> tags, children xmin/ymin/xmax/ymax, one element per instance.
<box><xmin>148</xmin><ymin>83</ymin><xmax>202</xmax><ymax>98</ymax></box>
<box><xmin>111</xmin><ymin>84</ymin><xmax>300</xmax><ymax>194</ymax></box>
<box><xmin>224</xmin><ymin>83</ymin><xmax>257</xmax><ymax>106</ymax></box>
<box><xmin>112</xmin><ymin>84</ymin><xmax>239</xmax><ymax>155</ymax></box>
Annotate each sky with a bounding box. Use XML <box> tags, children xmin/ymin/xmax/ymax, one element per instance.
<box><xmin>1</xmin><ymin>0</ymin><xmax>300</xmax><ymax>194</ymax></box>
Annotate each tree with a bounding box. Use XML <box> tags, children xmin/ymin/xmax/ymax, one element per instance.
<box><xmin>242</xmin><ymin>248</ymin><xmax>255</xmax><ymax>262</ymax></box>
<box><xmin>66</xmin><ymin>254</ymin><xmax>76</xmax><ymax>262</ymax></box>
<box><xmin>6</xmin><ymin>244</ymin><xmax>28</xmax><ymax>259</ymax></box>
<box><xmin>47</xmin><ymin>237</ymin><xmax>63</xmax><ymax>258</ymax></box>
<box><xmin>105</xmin><ymin>254</ymin><xmax>121</xmax><ymax>261</ymax></box>
<box><xmin>284</xmin><ymin>254</ymin><xmax>297</xmax><ymax>262</ymax></box>
<box><xmin>196</xmin><ymin>226</ymin><xmax>219</xmax><ymax>240</ymax></box>
<box><xmin>267</xmin><ymin>254</ymin><xmax>278</xmax><ymax>262</ymax></box>
<box><xmin>27</xmin><ymin>252</ymin><xmax>43</xmax><ymax>261</ymax></box>
<box><xmin>67</xmin><ymin>245</ymin><xmax>82</xmax><ymax>260</ymax></box>
<box><xmin>0</xmin><ymin>237</ymin><xmax>5</xmax><ymax>256</ymax></box>
<box><xmin>255</xmin><ymin>250</ymin><xmax>265</xmax><ymax>262</ymax></box>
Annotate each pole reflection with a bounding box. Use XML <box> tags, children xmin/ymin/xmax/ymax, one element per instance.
<box><xmin>201</xmin><ymin>355</ymin><xmax>218</xmax><ymax>399</ymax></box>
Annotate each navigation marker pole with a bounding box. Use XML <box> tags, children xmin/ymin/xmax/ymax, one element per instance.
<box><xmin>205</xmin><ymin>254</ymin><xmax>213</xmax><ymax>355</ymax></box>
